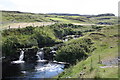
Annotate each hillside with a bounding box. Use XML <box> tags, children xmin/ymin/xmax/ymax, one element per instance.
<box><xmin>56</xmin><ymin>25</ymin><xmax>119</xmax><ymax>78</ymax></box>
<box><xmin>1</xmin><ymin>10</ymin><xmax>119</xmax><ymax>79</ymax></box>
<box><xmin>0</xmin><ymin>10</ymin><xmax>118</xmax><ymax>29</ymax></box>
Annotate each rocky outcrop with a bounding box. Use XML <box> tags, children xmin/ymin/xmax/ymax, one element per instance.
<box><xmin>24</xmin><ymin>48</ymin><xmax>38</xmax><ymax>62</ymax></box>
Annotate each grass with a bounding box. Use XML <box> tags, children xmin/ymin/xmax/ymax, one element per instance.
<box><xmin>1</xmin><ymin>11</ymin><xmax>53</xmax><ymax>24</ymax></box>
<box><xmin>50</xmin><ymin>17</ymin><xmax>72</xmax><ymax>23</ymax></box>
<box><xmin>89</xmin><ymin>16</ymin><xmax>118</xmax><ymax>24</ymax></box>
<box><xmin>1</xmin><ymin>11</ymin><xmax>117</xmax><ymax>29</ymax></box>
<box><xmin>56</xmin><ymin>25</ymin><xmax>118</xmax><ymax>78</ymax></box>
<box><xmin>1</xmin><ymin>10</ymin><xmax>118</xmax><ymax>78</ymax></box>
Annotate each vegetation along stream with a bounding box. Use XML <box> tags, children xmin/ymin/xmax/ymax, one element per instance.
<box><xmin>1</xmin><ymin>11</ymin><xmax>118</xmax><ymax>79</ymax></box>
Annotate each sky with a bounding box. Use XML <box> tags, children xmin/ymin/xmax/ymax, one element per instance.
<box><xmin>0</xmin><ymin>0</ymin><xmax>119</xmax><ymax>15</ymax></box>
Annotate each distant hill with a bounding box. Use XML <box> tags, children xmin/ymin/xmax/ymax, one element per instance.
<box><xmin>1</xmin><ymin>10</ymin><xmax>115</xmax><ymax>17</ymax></box>
<box><xmin>48</xmin><ymin>13</ymin><xmax>115</xmax><ymax>17</ymax></box>
<box><xmin>1</xmin><ymin>10</ymin><xmax>117</xmax><ymax>26</ymax></box>
<box><xmin>1</xmin><ymin>10</ymin><xmax>38</xmax><ymax>14</ymax></box>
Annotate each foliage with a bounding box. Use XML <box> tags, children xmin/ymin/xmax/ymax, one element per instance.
<box><xmin>92</xmin><ymin>26</ymin><xmax>103</xmax><ymax>31</ymax></box>
<box><xmin>1</xmin><ymin>11</ymin><xmax>118</xmax><ymax>78</ymax></box>
<box><xmin>1</xmin><ymin>26</ymin><xmax>34</xmax><ymax>36</ymax></box>
<box><xmin>50</xmin><ymin>23</ymin><xmax>83</xmax><ymax>38</ymax></box>
<box><xmin>2</xmin><ymin>36</ymin><xmax>20</xmax><ymax>56</ymax></box>
<box><xmin>56</xmin><ymin>25</ymin><xmax>118</xmax><ymax>78</ymax></box>
<box><xmin>2</xmin><ymin>23</ymin><xmax>84</xmax><ymax>57</ymax></box>
<box><xmin>33</xmin><ymin>32</ymin><xmax>55</xmax><ymax>48</ymax></box>
<box><xmin>55</xmin><ymin>38</ymin><xmax>95</xmax><ymax>64</ymax></box>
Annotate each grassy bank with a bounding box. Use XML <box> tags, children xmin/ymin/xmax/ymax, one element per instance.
<box><xmin>56</xmin><ymin>25</ymin><xmax>118</xmax><ymax>78</ymax></box>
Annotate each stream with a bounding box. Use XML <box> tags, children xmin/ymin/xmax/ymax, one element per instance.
<box><xmin>2</xmin><ymin>61</ymin><xmax>64</xmax><ymax>79</ymax></box>
<box><xmin>2</xmin><ymin>35</ymin><xmax>79</xmax><ymax>79</ymax></box>
<box><xmin>2</xmin><ymin>47</ymin><xmax>64</xmax><ymax>79</ymax></box>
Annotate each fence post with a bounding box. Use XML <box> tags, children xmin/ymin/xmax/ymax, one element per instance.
<box><xmin>8</xmin><ymin>25</ymin><xmax>10</xmax><ymax>29</ymax></box>
<box><xmin>90</xmin><ymin>57</ymin><xmax>93</xmax><ymax>72</ymax></box>
<box><xmin>99</xmin><ymin>54</ymin><xmax>101</xmax><ymax>64</ymax></box>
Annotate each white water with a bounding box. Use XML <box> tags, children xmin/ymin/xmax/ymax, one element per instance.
<box><xmin>36</xmin><ymin>51</ymin><xmax>44</xmax><ymax>60</ymax></box>
<box><xmin>36</xmin><ymin>50</ymin><xmax>47</xmax><ymax>62</ymax></box>
<box><xmin>36</xmin><ymin>63</ymin><xmax>64</xmax><ymax>71</ymax></box>
<box><xmin>11</xmin><ymin>50</ymin><xmax>25</xmax><ymax>64</ymax></box>
<box><xmin>19</xmin><ymin>50</ymin><xmax>24</xmax><ymax>61</ymax></box>
<box><xmin>51</xmin><ymin>50</ymin><xmax>56</xmax><ymax>53</ymax></box>
<box><xmin>35</xmin><ymin>63</ymin><xmax>64</xmax><ymax>78</ymax></box>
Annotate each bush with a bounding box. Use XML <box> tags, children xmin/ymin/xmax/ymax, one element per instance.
<box><xmin>2</xmin><ymin>26</ymin><xmax>34</xmax><ymax>36</ymax></box>
<box><xmin>2</xmin><ymin>36</ymin><xmax>20</xmax><ymax>56</ymax></box>
<box><xmin>2</xmin><ymin>23</ymin><xmax>85</xmax><ymax>59</ymax></box>
<box><xmin>55</xmin><ymin>38</ymin><xmax>95</xmax><ymax>64</ymax></box>
<box><xmin>33</xmin><ymin>30</ymin><xmax>55</xmax><ymax>48</ymax></box>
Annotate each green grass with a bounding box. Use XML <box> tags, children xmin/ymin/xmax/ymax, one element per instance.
<box><xmin>1</xmin><ymin>11</ymin><xmax>53</xmax><ymax>24</ymax></box>
<box><xmin>56</xmin><ymin>25</ymin><xmax>118</xmax><ymax>78</ymax></box>
<box><xmin>1</xmin><ymin>11</ymin><xmax>117</xmax><ymax>28</ymax></box>
<box><xmin>50</xmin><ymin>18</ymin><xmax>71</xmax><ymax>23</ymax></box>
<box><xmin>1</xmin><ymin>11</ymin><xmax>118</xmax><ymax>78</ymax></box>
<box><xmin>89</xmin><ymin>16</ymin><xmax>118</xmax><ymax>24</ymax></box>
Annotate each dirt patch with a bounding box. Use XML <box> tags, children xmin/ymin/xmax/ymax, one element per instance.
<box><xmin>3</xmin><ymin>22</ymin><xmax>55</xmax><ymax>29</ymax></box>
<box><xmin>101</xmin><ymin>58</ymin><xmax>118</xmax><ymax>66</ymax></box>
<box><xmin>99</xmin><ymin>58</ymin><xmax>118</xmax><ymax>68</ymax></box>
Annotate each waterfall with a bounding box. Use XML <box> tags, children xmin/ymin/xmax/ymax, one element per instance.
<box><xmin>11</xmin><ymin>49</ymin><xmax>25</xmax><ymax>64</ymax></box>
<box><xmin>19</xmin><ymin>50</ymin><xmax>24</xmax><ymax>61</ymax></box>
<box><xmin>36</xmin><ymin>51</ymin><xmax>44</xmax><ymax>60</ymax></box>
<box><xmin>36</xmin><ymin>49</ymin><xmax>48</xmax><ymax>62</ymax></box>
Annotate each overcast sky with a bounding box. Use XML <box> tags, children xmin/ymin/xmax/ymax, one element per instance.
<box><xmin>0</xmin><ymin>0</ymin><xmax>119</xmax><ymax>15</ymax></box>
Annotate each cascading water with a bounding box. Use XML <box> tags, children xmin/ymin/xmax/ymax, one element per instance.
<box><xmin>11</xmin><ymin>49</ymin><xmax>25</xmax><ymax>64</ymax></box>
<box><xmin>35</xmin><ymin>63</ymin><xmax>64</xmax><ymax>78</ymax></box>
<box><xmin>36</xmin><ymin>51</ymin><xmax>44</xmax><ymax>60</ymax></box>
<box><xmin>19</xmin><ymin>50</ymin><xmax>24</xmax><ymax>61</ymax></box>
<box><xmin>5</xmin><ymin>47</ymin><xmax>65</xmax><ymax>79</ymax></box>
<box><xmin>36</xmin><ymin>49</ymin><xmax>47</xmax><ymax>62</ymax></box>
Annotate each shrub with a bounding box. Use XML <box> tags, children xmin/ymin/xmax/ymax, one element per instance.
<box><xmin>2</xmin><ymin>36</ymin><xmax>20</xmax><ymax>56</ymax></box>
<box><xmin>55</xmin><ymin>38</ymin><xmax>95</xmax><ymax>64</ymax></box>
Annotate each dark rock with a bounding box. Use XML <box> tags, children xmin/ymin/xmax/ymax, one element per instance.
<box><xmin>24</xmin><ymin>48</ymin><xmax>38</xmax><ymax>62</ymax></box>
